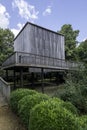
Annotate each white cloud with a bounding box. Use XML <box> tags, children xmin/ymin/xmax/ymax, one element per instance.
<box><xmin>0</xmin><ymin>3</ymin><xmax>10</xmax><ymax>28</ymax></box>
<box><xmin>11</xmin><ymin>23</ymin><xmax>24</xmax><ymax>37</ymax></box>
<box><xmin>17</xmin><ymin>23</ymin><xmax>24</xmax><ymax>29</ymax></box>
<box><xmin>82</xmin><ymin>38</ymin><xmax>87</xmax><ymax>42</ymax></box>
<box><xmin>43</xmin><ymin>6</ymin><xmax>52</xmax><ymax>16</ymax></box>
<box><xmin>12</xmin><ymin>0</ymin><xmax>39</xmax><ymax>22</ymax></box>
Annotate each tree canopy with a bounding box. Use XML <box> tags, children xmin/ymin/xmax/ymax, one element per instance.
<box><xmin>76</xmin><ymin>39</ymin><xmax>87</xmax><ymax>62</ymax></box>
<box><xmin>0</xmin><ymin>28</ymin><xmax>14</xmax><ymax>65</ymax></box>
<box><xmin>59</xmin><ymin>24</ymin><xmax>79</xmax><ymax>60</ymax></box>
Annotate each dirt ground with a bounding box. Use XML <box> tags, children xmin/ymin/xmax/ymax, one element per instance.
<box><xmin>0</xmin><ymin>93</ymin><xmax>26</xmax><ymax>130</ymax></box>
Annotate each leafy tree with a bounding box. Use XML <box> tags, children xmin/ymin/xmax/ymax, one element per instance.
<box><xmin>59</xmin><ymin>24</ymin><xmax>79</xmax><ymax>60</ymax></box>
<box><xmin>54</xmin><ymin>66</ymin><xmax>87</xmax><ymax>114</ymax></box>
<box><xmin>0</xmin><ymin>28</ymin><xmax>14</xmax><ymax>65</ymax></box>
<box><xmin>76</xmin><ymin>39</ymin><xmax>87</xmax><ymax>62</ymax></box>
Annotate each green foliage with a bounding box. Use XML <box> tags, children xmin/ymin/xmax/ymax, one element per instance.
<box><xmin>29</xmin><ymin>98</ymin><xmax>81</xmax><ymax>130</ymax></box>
<box><xmin>10</xmin><ymin>88</ymin><xmax>38</xmax><ymax>113</ymax></box>
<box><xmin>50</xmin><ymin>98</ymin><xmax>78</xmax><ymax>115</ymax></box>
<box><xmin>61</xmin><ymin>101</ymin><xmax>78</xmax><ymax>115</ymax></box>
<box><xmin>59</xmin><ymin>24</ymin><xmax>79</xmax><ymax>60</ymax></box>
<box><xmin>0</xmin><ymin>28</ymin><xmax>14</xmax><ymax>65</ymax></box>
<box><xmin>78</xmin><ymin>115</ymin><xmax>87</xmax><ymax>129</ymax></box>
<box><xmin>18</xmin><ymin>93</ymin><xmax>50</xmax><ymax>128</ymax></box>
<box><xmin>54</xmin><ymin>70</ymin><xmax>87</xmax><ymax>114</ymax></box>
<box><xmin>76</xmin><ymin>39</ymin><xmax>87</xmax><ymax>62</ymax></box>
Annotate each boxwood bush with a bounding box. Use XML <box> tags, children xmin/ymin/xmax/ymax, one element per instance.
<box><xmin>18</xmin><ymin>93</ymin><xmax>50</xmax><ymax>128</ymax></box>
<box><xmin>78</xmin><ymin>115</ymin><xmax>87</xmax><ymax>129</ymax></box>
<box><xmin>51</xmin><ymin>98</ymin><xmax>78</xmax><ymax>115</ymax></box>
<box><xmin>10</xmin><ymin>88</ymin><xmax>38</xmax><ymax>113</ymax></box>
<box><xmin>48</xmin><ymin>98</ymin><xmax>78</xmax><ymax>115</ymax></box>
<box><xmin>29</xmin><ymin>98</ymin><xmax>81</xmax><ymax>130</ymax></box>
<box><xmin>61</xmin><ymin>101</ymin><xmax>78</xmax><ymax>115</ymax></box>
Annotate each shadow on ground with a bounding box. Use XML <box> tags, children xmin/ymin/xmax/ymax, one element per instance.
<box><xmin>0</xmin><ymin>92</ymin><xmax>26</xmax><ymax>130</ymax></box>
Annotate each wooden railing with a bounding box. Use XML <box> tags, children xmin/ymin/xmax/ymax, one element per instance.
<box><xmin>2</xmin><ymin>51</ymin><xmax>79</xmax><ymax>70</ymax></box>
<box><xmin>2</xmin><ymin>52</ymin><xmax>17</xmax><ymax>67</ymax></box>
<box><xmin>0</xmin><ymin>77</ymin><xmax>10</xmax><ymax>101</ymax></box>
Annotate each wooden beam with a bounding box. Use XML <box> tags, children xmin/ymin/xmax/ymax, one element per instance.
<box><xmin>41</xmin><ymin>68</ymin><xmax>44</xmax><ymax>93</ymax></box>
<box><xmin>13</xmin><ymin>68</ymin><xmax>16</xmax><ymax>90</ymax></box>
<box><xmin>6</xmin><ymin>69</ymin><xmax>8</xmax><ymax>81</ymax></box>
<box><xmin>20</xmin><ymin>68</ymin><xmax>23</xmax><ymax>88</ymax></box>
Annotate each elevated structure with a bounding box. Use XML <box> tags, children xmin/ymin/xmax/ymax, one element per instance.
<box><xmin>14</xmin><ymin>22</ymin><xmax>65</xmax><ymax>60</ymax></box>
<box><xmin>2</xmin><ymin>22</ymin><xmax>78</xmax><ymax>70</ymax></box>
<box><xmin>2</xmin><ymin>22</ymin><xmax>78</xmax><ymax>91</ymax></box>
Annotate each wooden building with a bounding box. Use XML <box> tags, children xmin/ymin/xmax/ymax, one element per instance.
<box><xmin>2</xmin><ymin>22</ymin><xmax>78</xmax><ymax>91</ymax></box>
<box><xmin>14</xmin><ymin>22</ymin><xmax>65</xmax><ymax>60</ymax></box>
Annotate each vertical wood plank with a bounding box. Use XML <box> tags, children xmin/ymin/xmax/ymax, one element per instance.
<box><xmin>6</xmin><ymin>69</ymin><xmax>8</xmax><ymax>81</ymax></box>
<box><xmin>20</xmin><ymin>68</ymin><xmax>23</xmax><ymax>88</ymax></box>
<box><xmin>41</xmin><ymin>68</ymin><xmax>44</xmax><ymax>93</ymax></box>
<box><xmin>13</xmin><ymin>68</ymin><xmax>16</xmax><ymax>90</ymax></box>
<box><xmin>14</xmin><ymin>23</ymin><xmax>65</xmax><ymax>65</ymax></box>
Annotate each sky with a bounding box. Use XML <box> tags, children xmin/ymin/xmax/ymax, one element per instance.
<box><xmin>0</xmin><ymin>0</ymin><xmax>87</xmax><ymax>42</ymax></box>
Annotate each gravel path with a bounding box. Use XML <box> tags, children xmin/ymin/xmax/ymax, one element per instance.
<box><xmin>0</xmin><ymin>92</ymin><xmax>26</xmax><ymax>130</ymax></box>
<box><xmin>0</xmin><ymin>93</ymin><xmax>8</xmax><ymax>107</ymax></box>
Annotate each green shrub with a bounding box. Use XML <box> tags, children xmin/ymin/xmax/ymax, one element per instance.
<box><xmin>54</xmin><ymin>77</ymin><xmax>87</xmax><ymax>114</ymax></box>
<box><xmin>29</xmin><ymin>98</ymin><xmax>81</xmax><ymax>130</ymax></box>
<box><xmin>51</xmin><ymin>98</ymin><xmax>78</xmax><ymax>115</ymax></box>
<box><xmin>18</xmin><ymin>93</ymin><xmax>50</xmax><ymax>128</ymax></box>
<box><xmin>50</xmin><ymin>98</ymin><xmax>78</xmax><ymax>115</ymax></box>
<box><xmin>10</xmin><ymin>88</ymin><xmax>38</xmax><ymax>113</ymax></box>
<box><xmin>61</xmin><ymin>101</ymin><xmax>78</xmax><ymax>115</ymax></box>
<box><xmin>78</xmin><ymin>115</ymin><xmax>87</xmax><ymax>129</ymax></box>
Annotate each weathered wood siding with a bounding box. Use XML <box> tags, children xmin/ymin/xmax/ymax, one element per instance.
<box><xmin>14</xmin><ymin>23</ymin><xmax>65</xmax><ymax>60</ymax></box>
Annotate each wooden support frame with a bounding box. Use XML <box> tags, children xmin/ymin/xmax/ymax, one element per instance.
<box><xmin>6</xmin><ymin>69</ymin><xmax>8</xmax><ymax>81</ymax></box>
<box><xmin>20</xmin><ymin>68</ymin><xmax>23</xmax><ymax>88</ymax></box>
<box><xmin>13</xmin><ymin>68</ymin><xmax>16</xmax><ymax>90</ymax></box>
<box><xmin>41</xmin><ymin>68</ymin><xmax>44</xmax><ymax>93</ymax></box>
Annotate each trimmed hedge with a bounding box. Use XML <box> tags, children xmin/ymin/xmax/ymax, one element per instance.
<box><xmin>78</xmin><ymin>115</ymin><xmax>87</xmax><ymax>129</ymax></box>
<box><xmin>61</xmin><ymin>101</ymin><xmax>78</xmax><ymax>115</ymax></box>
<box><xmin>46</xmin><ymin>98</ymin><xmax>78</xmax><ymax>115</ymax></box>
<box><xmin>29</xmin><ymin>98</ymin><xmax>81</xmax><ymax>130</ymax></box>
<box><xmin>10</xmin><ymin>88</ymin><xmax>38</xmax><ymax>113</ymax></box>
<box><xmin>18</xmin><ymin>93</ymin><xmax>50</xmax><ymax>127</ymax></box>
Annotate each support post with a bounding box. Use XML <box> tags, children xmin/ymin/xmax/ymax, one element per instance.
<box><xmin>6</xmin><ymin>69</ymin><xmax>8</xmax><ymax>81</ymax></box>
<box><xmin>31</xmin><ymin>72</ymin><xmax>34</xmax><ymax>89</ymax></box>
<box><xmin>41</xmin><ymin>68</ymin><xmax>44</xmax><ymax>93</ymax></box>
<box><xmin>55</xmin><ymin>72</ymin><xmax>58</xmax><ymax>85</ymax></box>
<box><xmin>20</xmin><ymin>68</ymin><xmax>23</xmax><ymax>88</ymax></box>
<box><xmin>13</xmin><ymin>68</ymin><xmax>16</xmax><ymax>90</ymax></box>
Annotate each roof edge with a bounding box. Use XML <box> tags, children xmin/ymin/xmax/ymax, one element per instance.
<box><xmin>14</xmin><ymin>22</ymin><xmax>64</xmax><ymax>41</ymax></box>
